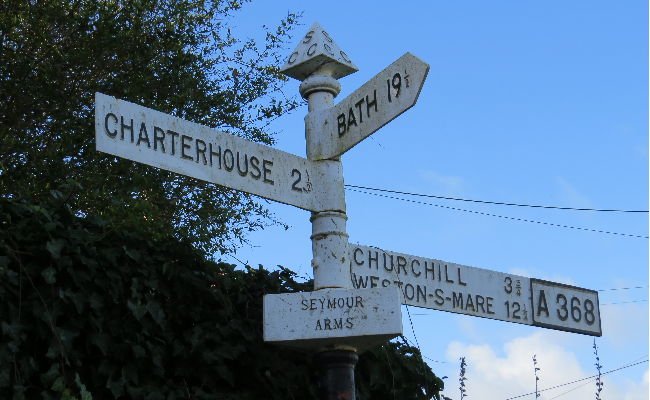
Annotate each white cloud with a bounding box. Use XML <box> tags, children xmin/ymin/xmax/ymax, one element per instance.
<box><xmin>440</xmin><ymin>331</ymin><xmax>648</xmax><ymax>400</ymax></box>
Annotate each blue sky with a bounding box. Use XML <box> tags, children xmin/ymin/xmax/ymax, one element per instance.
<box><xmin>225</xmin><ymin>2</ymin><xmax>648</xmax><ymax>399</ymax></box>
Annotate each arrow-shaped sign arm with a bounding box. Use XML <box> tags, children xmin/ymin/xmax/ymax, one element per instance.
<box><xmin>305</xmin><ymin>52</ymin><xmax>429</xmax><ymax>161</ymax></box>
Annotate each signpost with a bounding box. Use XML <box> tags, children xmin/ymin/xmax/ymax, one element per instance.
<box><xmin>94</xmin><ymin>20</ymin><xmax>603</xmax><ymax>400</ymax></box>
<box><xmin>304</xmin><ymin>52</ymin><xmax>429</xmax><ymax>161</ymax></box>
<box><xmin>349</xmin><ymin>244</ymin><xmax>602</xmax><ymax>336</ymax></box>
<box><xmin>95</xmin><ymin>93</ymin><xmax>345</xmax><ymax>213</ymax></box>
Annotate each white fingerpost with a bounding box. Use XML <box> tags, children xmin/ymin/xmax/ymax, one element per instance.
<box><xmin>282</xmin><ymin>22</ymin><xmax>359</xmax><ymax>291</ymax></box>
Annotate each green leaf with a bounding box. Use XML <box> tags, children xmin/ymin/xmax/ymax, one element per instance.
<box><xmin>40</xmin><ymin>363</ymin><xmax>61</xmax><ymax>388</ymax></box>
<box><xmin>146</xmin><ymin>300</ymin><xmax>166</xmax><ymax>328</ymax></box>
<box><xmin>1</xmin><ymin>321</ymin><xmax>25</xmax><ymax>341</ymax></box>
<box><xmin>75</xmin><ymin>372</ymin><xmax>93</xmax><ymax>400</ymax></box>
<box><xmin>46</xmin><ymin>239</ymin><xmax>66</xmax><ymax>259</ymax></box>
<box><xmin>41</xmin><ymin>267</ymin><xmax>57</xmax><ymax>284</ymax></box>
<box><xmin>51</xmin><ymin>376</ymin><xmax>66</xmax><ymax>392</ymax></box>
<box><xmin>127</xmin><ymin>300</ymin><xmax>148</xmax><ymax>320</ymax></box>
<box><xmin>91</xmin><ymin>333</ymin><xmax>111</xmax><ymax>355</ymax></box>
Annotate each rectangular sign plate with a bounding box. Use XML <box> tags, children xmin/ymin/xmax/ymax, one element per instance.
<box><xmin>305</xmin><ymin>53</ymin><xmax>429</xmax><ymax>160</ymax></box>
<box><xmin>263</xmin><ymin>287</ymin><xmax>402</xmax><ymax>350</ymax></box>
<box><xmin>349</xmin><ymin>244</ymin><xmax>602</xmax><ymax>336</ymax></box>
<box><xmin>94</xmin><ymin>93</ymin><xmax>345</xmax><ymax>212</ymax></box>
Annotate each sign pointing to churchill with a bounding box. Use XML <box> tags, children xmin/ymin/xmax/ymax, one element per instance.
<box><xmin>94</xmin><ymin>93</ymin><xmax>345</xmax><ymax>213</ymax></box>
<box><xmin>305</xmin><ymin>53</ymin><xmax>429</xmax><ymax>160</ymax></box>
<box><xmin>349</xmin><ymin>244</ymin><xmax>602</xmax><ymax>336</ymax></box>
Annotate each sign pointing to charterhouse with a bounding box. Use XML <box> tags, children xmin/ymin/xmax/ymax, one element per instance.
<box><xmin>305</xmin><ymin>53</ymin><xmax>429</xmax><ymax>161</ymax></box>
<box><xmin>349</xmin><ymin>244</ymin><xmax>602</xmax><ymax>336</ymax></box>
<box><xmin>94</xmin><ymin>92</ymin><xmax>345</xmax><ymax>213</ymax></box>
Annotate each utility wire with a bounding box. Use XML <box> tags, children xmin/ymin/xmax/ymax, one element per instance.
<box><xmin>503</xmin><ymin>358</ymin><xmax>649</xmax><ymax>400</ymax></box>
<box><xmin>601</xmin><ymin>299</ymin><xmax>648</xmax><ymax>306</ymax></box>
<box><xmin>548</xmin><ymin>355</ymin><xmax>650</xmax><ymax>399</ymax></box>
<box><xmin>598</xmin><ymin>285</ymin><xmax>648</xmax><ymax>291</ymax></box>
<box><xmin>345</xmin><ymin>188</ymin><xmax>649</xmax><ymax>239</ymax></box>
<box><xmin>345</xmin><ymin>185</ymin><xmax>649</xmax><ymax>213</ymax></box>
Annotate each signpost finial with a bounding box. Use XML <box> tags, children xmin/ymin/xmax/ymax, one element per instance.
<box><xmin>280</xmin><ymin>21</ymin><xmax>359</xmax><ymax>81</ymax></box>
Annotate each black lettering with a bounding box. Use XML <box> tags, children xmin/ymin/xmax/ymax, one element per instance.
<box><xmin>153</xmin><ymin>127</ymin><xmax>165</xmax><ymax>152</ymax></box>
<box><xmin>236</xmin><ymin>152</ymin><xmax>248</xmax><ymax>176</ymax></box>
<box><xmin>355</xmin><ymin>296</ymin><xmax>363</xmax><ymax>307</ymax></box>
<box><xmin>223</xmin><ymin>149</ymin><xmax>234</xmax><ymax>171</ymax></box>
<box><xmin>458</xmin><ymin>268</ymin><xmax>467</xmax><ymax>286</ymax></box>
<box><xmin>262</xmin><ymin>159</ymin><xmax>274</xmax><ymax>184</ymax></box>
<box><xmin>538</xmin><ymin>290</ymin><xmax>550</xmax><ymax>317</ymax></box>
<box><xmin>209</xmin><ymin>144</ymin><xmax>221</xmax><ymax>168</ymax></box>
<box><xmin>445</xmin><ymin>265</ymin><xmax>454</xmax><ymax>283</ymax></box>
<box><xmin>411</xmin><ymin>260</ymin><xmax>422</xmax><ymax>277</ymax></box>
<box><xmin>301</xmin><ymin>299</ymin><xmax>309</xmax><ymax>310</ymax></box>
<box><xmin>476</xmin><ymin>295</ymin><xmax>485</xmax><ymax>313</ymax></box>
<box><xmin>437</xmin><ymin>264</ymin><xmax>441</xmax><ymax>282</ymax></box>
<box><xmin>337</xmin><ymin>114</ymin><xmax>346</xmax><ymax>137</ymax></box>
<box><xmin>346</xmin><ymin>297</ymin><xmax>354</xmax><ymax>308</ymax></box>
<box><xmin>324</xmin><ymin>318</ymin><xmax>331</xmax><ymax>330</ymax></box>
<box><xmin>303</xmin><ymin>30</ymin><xmax>314</xmax><ymax>43</ymax></box>
<box><xmin>318</xmin><ymin>298</ymin><xmax>325</xmax><ymax>309</ymax></box>
<box><xmin>452</xmin><ymin>292</ymin><xmax>463</xmax><ymax>309</ymax></box>
<box><xmin>352</xmin><ymin>274</ymin><xmax>368</xmax><ymax>289</ymax></box>
<box><xmin>370</xmin><ymin>276</ymin><xmax>379</xmax><ymax>288</ymax></box>
<box><xmin>121</xmin><ymin>116</ymin><xmax>134</xmax><ymax>142</ymax></box>
<box><xmin>345</xmin><ymin>318</ymin><xmax>353</xmax><ymax>329</ymax></box>
<box><xmin>383</xmin><ymin>253</ymin><xmax>393</xmax><ymax>271</ymax></box>
<box><xmin>425</xmin><ymin>261</ymin><xmax>435</xmax><ymax>280</ymax></box>
<box><xmin>434</xmin><ymin>289</ymin><xmax>444</xmax><ymax>306</ymax></box>
<box><xmin>417</xmin><ymin>285</ymin><xmax>426</xmax><ymax>303</ymax></box>
<box><xmin>396</xmin><ymin>256</ymin><xmax>408</xmax><ymax>275</ymax></box>
<box><xmin>137</xmin><ymin>122</ymin><xmax>151</xmax><ymax>147</ymax></box>
<box><xmin>486</xmin><ymin>297</ymin><xmax>495</xmax><ymax>314</ymax></box>
<box><xmin>104</xmin><ymin>113</ymin><xmax>118</xmax><ymax>138</ymax></box>
<box><xmin>368</xmin><ymin>251</ymin><xmax>379</xmax><ymax>269</ymax></box>
<box><xmin>315</xmin><ymin>320</ymin><xmax>322</xmax><ymax>330</ymax></box>
<box><xmin>167</xmin><ymin>130</ymin><xmax>179</xmax><ymax>155</ymax></box>
<box><xmin>366</xmin><ymin>90</ymin><xmax>377</xmax><ymax>116</ymax></box>
<box><xmin>405</xmin><ymin>284</ymin><xmax>415</xmax><ymax>300</ymax></box>
<box><xmin>334</xmin><ymin>318</ymin><xmax>343</xmax><ymax>330</ymax></box>
<box><xmin>354</xmin><ymin>98</ymin><xmax>365</xmax><ymax>123</ymax></box>
<box><xmin>195</xmin><ymin>139</ymin><xmax>207</xmax><ymax>164</ymax></box>
<box><xmin>327</xmin><ymin>299</ymin><xmax>336</xmax><ymax>309</ymax></box>
<box><xmin>347</xmin><ymin>107</ymin><xmax>357</xmax><ymax>130</ymax></box>
<box><xmin>382</xmin><ymin>279</ymin><xmax>390</xmax><ymax>287</ymax></box>
<box><xmin>465</xmin><ymin>293</ymin><xmax>475</xmax><ymax>311</ymax></box>
<box><xmin>353</xmin><ymin>248</ymin><xmax>364</xmax><ymax>266</ymax></box>
<box><xmin>337</xmin><ymin>298</ymin><xmax>345</xmax><ymax>308</ymax></box>
<box><xmin>249</xmin><ymin>156</ymin><xmax>261</xmax><ymax>179</ymax></box>
<box><xmin>181</xmin><ymin>135</ymin><xmax>193</xmax><ymax>160</ymax></box>
<box><xmin>310</xmin><ymin>299</ymin><xmax>317</xmax><ymax>310</ymax></box>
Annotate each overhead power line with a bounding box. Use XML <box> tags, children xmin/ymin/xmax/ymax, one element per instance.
<box><xmin>345</xmin><ymin>185</ymin><xmax>649</xmax><ymax>213</ymax></box>
<box><xmin>504</xmin><ymin>358</ymin><xmax>649</xmax><ymax>400</ymax></box>
<box><xmin>346</xmin><ymin>188</ymin><xmax>649</xmax><ymax>239</ymax></box>
<box><xmin>598</xmin><ymin>285</ymin><xmax>648</xmax><ymax>292</ymax></box>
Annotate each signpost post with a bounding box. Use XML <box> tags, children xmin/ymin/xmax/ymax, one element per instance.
<box><xmin>95</xmin><ymin>19</ymin><xmax>602</xmax><ymax>400</ymax></box>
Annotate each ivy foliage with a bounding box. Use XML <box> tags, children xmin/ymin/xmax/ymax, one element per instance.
<box><xmin>0</xmin><ymin>0</ymin><xmax>302</xmax><ymax>255</ymax></box>
<box><xmin>0</xmin><ymin>195</ymin><xmax>443</xmax><ymax>399</ymax></box>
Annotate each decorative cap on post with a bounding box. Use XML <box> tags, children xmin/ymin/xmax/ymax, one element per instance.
<box><xmin>280</xmin><ymin>21</ymin><xmax>359</xmax><ymax>81</ymax></box>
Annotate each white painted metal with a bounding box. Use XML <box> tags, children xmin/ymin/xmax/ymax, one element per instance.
<box><xmin>305</xmin><ymin>53</ymin><xmax>429</xmax><ymax>161</ymax></box>
<box><xmin>280</xmin><ymin>21</ymin><xmax>358</xmax><ymax>81</ymax></box>
<box><xmin>531</xmin><ymin>279</ymin><xmax>602</xmax><ymax>336</ymax></box>
<box><xmin>350</xmin><ymin>244</ymin><xmax>602</xmax><ymax>336</ymax></box>
<box><xmin>94</xmin><ymin>92</ymin><xmax>345</xmax><ymax>213</ymax></box>
<box><xmin>311</xmin><ymin>212</ymin><xmax>350</xmax><ymax>290</ymax></box>
<box><xmin>263</xmin><ymin>287</ymin><xmax>402</xmax><ymax>351</ymax></box>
